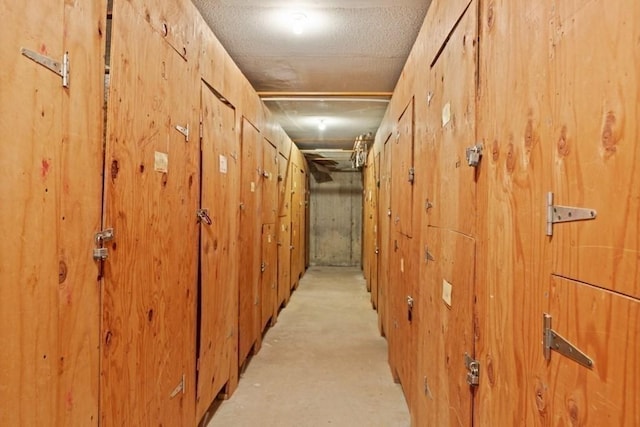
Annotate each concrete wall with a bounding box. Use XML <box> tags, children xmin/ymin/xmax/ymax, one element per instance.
<box><xmin>309</xmin><ymin>171</ymin><xmax>362</xmax><ymax>266</ymax></box>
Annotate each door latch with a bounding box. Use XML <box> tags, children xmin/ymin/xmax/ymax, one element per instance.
<box><xmin>93</xmin><ymin>228</ymin><xmax>115</xmax><ymax>261</ymax></box>
<box><xmin>407</xmin><ymin>296</ymin><xmax>414</xmax><ymax>322</ymax></box>
<box><xmin>464</xmin><ymin>353</ymin><xmax>480</xmax><ymax>386</ymax></box>
<box><xmin>465</xmin><ymin>143</ymin><xmax>483</xmax><ymax>167</ymax></box>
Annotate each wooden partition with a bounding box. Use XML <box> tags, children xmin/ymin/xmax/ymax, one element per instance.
<box><xmin>364</xmin><ymin>0</ymin><xmax>640</xmax><ymax>425</ymax></box>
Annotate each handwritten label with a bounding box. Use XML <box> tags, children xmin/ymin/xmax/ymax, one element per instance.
<box><xmin>154</xmin><ymin>152</ymin><xmax>168</xmax><ymax>173</ymax></box>
<box><xmin>219</xmin><ymin>155</ymin><xmax>228</xmax><ymax>174</ymax></box>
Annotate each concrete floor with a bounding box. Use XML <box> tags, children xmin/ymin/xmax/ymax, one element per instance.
<box><xmin>205</xmin><ymin>266</ymin><xmax>410</xmax><ymax>427</ymax></box>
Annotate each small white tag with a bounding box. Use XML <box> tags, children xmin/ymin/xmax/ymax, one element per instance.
<box><xmin>154</xmin><ymin>151</ymin><xmax>168</xmax><ymax>173</ymax></box>
<box><xmin>268</xmin><ymin>235</ymin><xmax>272</xmax><ymax>243</ymax></box>
<box><xmin>400</xmin><ymin>258</ymin><xmax>404</xmax><ymax>273</ymax></box>
<box><xmin>442</xmin><ymin>279</ymin><xmax>453</xmax><ymax>307</ymax></box>
<box><xmin>442</xmin><ymin>102</ymin><xmax>451</xmax><ymax>127</ymax></box>
<box><xmin>251</xmin><ymin>182</ymin><xmax>256</xmax><ymax>192</ymax></box>
<box><xmin>219</xmin><ymin>155</ymin><xmax>228</xmax><ymax>174</ymax></box>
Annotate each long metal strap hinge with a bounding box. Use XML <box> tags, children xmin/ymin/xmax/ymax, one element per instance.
<box><xmin>21</xmin><ymin>48</ymin><xmax>69</xmax><ymax>88</ymax></box>
<box><xmin>93</xmin><ymin>228</ymin><xmax>114</xmax><ymax>261</ymax></box>
<box><xmin>169</xmin><ymin>374</ymin><xmax>186</xmax><ymax>398</ymax></box>
<box><xmin>546</xmin><ymin>192</ymin><xmax>597</xmax><ymax>236</ymax></box>
<box><xmin>543</xmin><ymin>313</ymin><xmax>593</xmax><ymax>369</ymax></box>
<box><xmin>464</xmin><ymin>353</ymin><xmax>480</xmax><ymax>386</ymax></box>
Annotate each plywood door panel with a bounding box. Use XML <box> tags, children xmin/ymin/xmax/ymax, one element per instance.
<box><xmin>262</xmin><ymin>139</ymin><xmax>278</xmax><ymax>225</ymax></box>
<box><xmin>546</xmin><ymin>276</ymin><xmax>640</xmax><ymax>425</ymax></box>
<box><xmin>415</xmin><ymin>227</ymin><xmax>475</xmax><ymax>427</ymax></box>
<box><xmin>391</xmin><ymin>99</ymin><xmax>415</xmax><ymax>238</ymax></box>
<box><xmin>370</xmin><ymin>152</ymin><xmax>381</xmax><ymax>309</ymax></box>
<box><xmin>549</xmin><ymin>0</ymin><xmax>640</xmax><ymax>299</ymax></box>
<box><xmin>238</xmin><ymin>117</ymin><xmax>263</xmax><ymax>366</ymax></box>
<box><xmin>426</xmin><ymin>6</ymin><xmax>477</xmax><ymax>237</ymax></box>
<box><xmin>101</xmin><ymin>2</ymin><xmax>199</xmax><ymax>425</ymax></box>
<box><xmin>378</xmin><ymin>136</ymin><xmax>392</xmax><ymax>336</ymax></box>
<box><xmin>298</xmin><ymin>168</ymin><xmax>308</xmax><ymax>277</ymax></box>
<box><xmin>277</xmin><ymin>219</ymin><xmax>292</xmax><ymax>307</ymax></box>
<box><xmin>278</xmin><ymin>152</ymin><xmax>291</xmax><ymax>218</ymax></box>
<box><xmin>290</xmin><ymin>162</ymin><xmax>301</xmax><ymax>286</ymax></box>
<box><xmin>261</xmin><ymin>223</ymin><xmax>277</xmax><ymax>329</ymax></box>
<box><xmin>0</xmin><ymin>1</ymin><xmax>103</xmax><ymax>424</ymax></box>
<box><xmin>196</xmin><ymin>83</ymin><xmax>239</xmax><ymax>420</ymax></box>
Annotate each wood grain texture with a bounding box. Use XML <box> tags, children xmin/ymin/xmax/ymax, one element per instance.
<box><xmin>391</xmin><ymin>99</ymin><xmax>415</xmax><ymax>238</ymax></box>
<box><xmin>260</xmin><ymin>223</ymin><xmax>278</xmax><ymax>330</ymax></box>
<box><xmin>546</xmin><ymin>276</ymin><xmax>640</xmax><ymax>426</ymax></box>
<box><xmin>377</xmin><ymin>136</ymin><xmax>393</xmax><ymax>337</ymax></box>
<box><xmin>101</xmin><ymin>1</ymin><xmax>199</xmax><ymax>424</ymax></box>
<box><xmin>196</xmin><ymin>83</ymin><xmax>239</xmax><ymax>421</ymax></box>
<box><xmin>549</xmin><ymin>0</ymin><xmax>640</xmax><ymax>299</ymax></box>
<box><xmin>238</xmin><ymin>117</ymin><xmax>263</xmax><ymax>367</ymax></box>
<box><xmin>0</xmin><ymin>0</ymin><xmax>103</xmax><ymax>425</ymax></box>
<box><xmin>277</xmin><ymin>152</ymin><xmax>293</xmax><ymax>308</ymax></box>
<box><xmin>262</xmin><ymin>139</ymin><xmax>279</xmax><ymax>225</ymax></box>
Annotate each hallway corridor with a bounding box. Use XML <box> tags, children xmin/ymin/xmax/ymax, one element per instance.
<box><xmin>205</xmin><ymin>267</ymin><xmax>409</xmax><ymax>427</ymax></box>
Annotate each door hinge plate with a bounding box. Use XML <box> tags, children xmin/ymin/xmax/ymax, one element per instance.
<box><xmin>464</xmin><ymin>353</ymin><xmax>480</xmax><ymax>386</ymax></box>
<box><xmin>169</xmin><ymin>374</ymin><xmax>186</xmax><ymax>398</ymax></box>
<box><xmin>546</xmin><ymin>192</ymin><xmax>597</xmax><ymax>236</ymax></box>
<box><xmin>21</xmin><ymin>48</ymin><xmax>69</xmax><ymax>88</ymax></box>
<box><xmin>543</xmin><ymin>313</ymin><xmax>594</xmax><ymax>369</ymax></box>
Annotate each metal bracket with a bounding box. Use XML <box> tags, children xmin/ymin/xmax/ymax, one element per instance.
<box><xmin>465</xmin><ymin>143</ymin><xmax>483</xmax><ymax>167</ymax></box>
<box><xmin>21</xmin><ymin>48</ymin><xmax>69</xmax><ymax>88</ymax></box>
<box><xmin>408</xmin><ymin>167</ymin><xmax>415</xmax><ymax>184</ymax></box>
<box><xmin>464</xmin><ymin>353</ymin><xmax>480</xmax><ymax>386</ymax></box>
<box><xmin>175</xmin><ymin>124</ymin><xmax>189</xmax><ymax>142</ymax></box>
<box><xmin>196</xmin><ymin>209</ymin><xmax>212</xmax><ymax>225</ymax></box>
<box><xmin>546</xmin><ymin>192</ymin><xmax>597</xmax><ymax>236</ymax></box>
<box><xmin>93</xmin><ymin>228</ymin><xmax>114</xmax><ymax>261</ymax></box>
<box><xmin>169</xmin><ymin>374</ymin><xmax>185</xmax><ymax>398</ymax></box>
<box><xmin>543</xmin><ymin>313</ymin><xmax>594</xmax><ymax>369</ymax></box>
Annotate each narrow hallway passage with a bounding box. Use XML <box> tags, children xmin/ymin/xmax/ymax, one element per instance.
<box><xmin>205</xmin><ymin>267</ymin><xmax>409</xmax><ymax>427</ymax></box>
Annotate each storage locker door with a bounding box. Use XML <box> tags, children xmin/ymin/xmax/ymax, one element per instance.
<box><xmin>262</xmin><ymin>139</ymin><xmax>278</xmax><ymax>225</ymax></box>
<box><xmin>101</xmin><ymin>1</ymin><xmax>199</xmax><ymax>425</ymax></box>
<box><xmin>391</xmin><ymin>99</ymin><xmax>415</xmax><ymax>238</ymax></box>
<box><xmin>378</xmin><ymin>136</ymin><xmax>392</xmax><ymax>336</ymax></box>
<box><xmin>196</xmin><ymin>83</ymin><xmax>239</xmax><ymax>420</ymax></box>
<box><xmin>370</xmin><ymin>152</ymin><xmax>381</xmax><ymax>309</ymax></box>
<box><xmin>1</xmin><ymin>1</ymin><xmax>104</xmax><ymax>424</ymax></box>
<box><xmin>260</xmin><ymin>223</ymin><xmax>277</xmax><ymax>329</ymax></box>
<box><xmin>238</xmin><ymin>118</ymin><xmax>263</xmax><ymax>367</ymax></box>
<box><xmin>278</xmin><ymin>219</ymin><xmax>292</xmax><ymax>307</ymax></box>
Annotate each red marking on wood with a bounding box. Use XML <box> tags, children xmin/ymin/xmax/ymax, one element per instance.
<box><xmin>66</xmin><ymin>391</ymin><xmax>73</xmax><ymax>410</ymax></box>
<box><xmin>39</xmin><ymin>43</ymin><xmax>47</xmax><ymax>54</ymax></box>
<box><xmin>41</xmin><ymin>159</ymin><xmax>51</xmax><ymax>178</ymax></box>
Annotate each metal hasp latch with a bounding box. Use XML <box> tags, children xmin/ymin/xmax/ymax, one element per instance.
<box><xmin>175</xmin><ymin>124</ymin><xmax>189</xmax><ymax>142</ymax></box>
<box><xmin>543</xmin><ymin>313</ymin><xmax>594</xmax><ymax>369</ymax></box>
<box><xmin>93</xmin><ymin>228</ymin><xmax>115</xmax><ymax>261</ymax></box>
<box><xmin>465</xmin><ymin>143</ymin><xmax>483</xmax><ymax>167</ymax></box>
<box><xmin>546</xmin><ymin>192</ymin><xmax>597</xmax><ymax>236</ymax></box>
<box><xmin>407</xmin><ymin>296</ymin><xmax>414</xmax><ymax>322</ymax></box>
<box><xmin>408</xmin><ymin>167</ymin><xmax>415</xmax><ymax>184</ymax></box>
<box><xmin>21</xmin><ymin>48</ymin><xmax>70</xmax><ymax>88</ymax></box>
<box><xmin>169</xmin><ymin>374</ymin><xmax>185</xmax><ymax>398</ymax></box>
<box><xmin>464</xmin><ymin>353</ymin><xmax>480</xmax><ymax>386</ymax></box>
<box><xmin>196</xmin><ymin>208</ymin><xmax>212</xmax><ymax>225</ymax></box>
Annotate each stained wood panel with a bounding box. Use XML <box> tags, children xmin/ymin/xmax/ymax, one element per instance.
<box><xmin>377</xmin><ymin>136</ymin><xmax>392</xmax><ymax>336</ymax></box>
<box><xmin>262</xmin><ymin>139</ymin><xmax>278</xmax><ymax>225</ymax></box>
<box><xmin>238</xmin><ymin>117</ymin><xmax>263</xmax><ymax>366</ymax></box>
<box><xmin>370</xmin><ymin>152</ymin><xmax>380</xmax><ymax>309</ymax></box>
<box><xmin>260</xmin><ymin>223</ymin><xmax>278</xmax><ymax>329</ymax></box>
<box><xmin>549</xmin><ymin>0</ymin><xmax>640</xmax><ymax>299</ymax></box>
<box><xmin>290</xmin><ymin>161</ymin><xmax>302</xmax><ymax>286</ymax></box>
<box><xmin>0</xmin><ymin>0</ymin><xmax>104</xmax><ymax>424</ymax></box>
<box><xmin>415</xmin><ymin>227</ymin><xmax>476</xmax><ymax>427</ymax></box>
<box><xmin>391</xmin><ymin>99</ymin><xmax>415</xmax><ymax>238</ymax></box>
<box><xmin>545</xmin><ymin>276</ymin><xmax>640</xmax><ymax>425</ymax></box>
<box><xmin>277</xmin><ymin>219</ymin><xmax>292</xmax><ymax>307</ymax></box>
<box><xmin>196</xmin><ymin>83</ymin><xmax>239</xmax><ymax>420</ymax></box>
<box><xmin>101</xmin><ymin>1</ymin><xmax>199</xmax><ymax>424</ymax></box>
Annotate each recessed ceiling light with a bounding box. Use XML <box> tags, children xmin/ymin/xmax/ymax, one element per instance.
<box><xmin>318</xmin><ymin>120</ymin><xmax>326</xmax><ymax>131</ymax></box>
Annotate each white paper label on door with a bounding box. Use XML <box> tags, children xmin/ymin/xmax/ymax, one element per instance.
<box><xmin>154</xmin><ymin>151</ymin><xmax>169</xmax><ymax>173</ymax></box>
<box><xmin>400</xmin><ymin>258</ymin><xmax>405</xmax><ymax>273</ymax></box>
<box><xmin>442</xmin><ymin>102</ymin><xmax>451</xmax><ymax>127</ymax></box>
<box><xmin>251</xmin><ymin>182</ymin><xmax>256</xmax><ymax>192</ymax></box>
<box><xmin>268</xmin><ymin>235</ymin><xmax>272</xmax><ymax>243</ymax></box>
<box><xmin>219</xmin><ymin>155</ymin><xmax>228</xmax><ymax>174</ymax></box>
<box><xmin>442</xmin><ymin>279</ymin><xmax>453</xmax><ymax>307</ymax></box>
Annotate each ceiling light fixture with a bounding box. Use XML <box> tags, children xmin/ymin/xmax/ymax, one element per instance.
<box><xmin>291</xmin><ymin>13</ymin><xmax>307</xmax><ymax>35</ymax></box>
<box><xmin>318</xmin><ymin>120</ymin><xmax>326</xmax><ymax>131</ymax></box>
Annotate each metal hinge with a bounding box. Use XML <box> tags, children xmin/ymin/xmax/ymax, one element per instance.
<box><xmin>464</xmin><ymin>353</ymin><xmax>480</xmax><ymax>386</ymax></box>
<box><xmin>466</xmin><ymin>143</ymin><xmax>483</xmax><ymax>167</ymax></box>
<box><xmin>93</xmin><ymin>228</ymin><xmax>114</xmax><ymax>261</ymax></box>
<box><xmin>196</xmin><ymin>208</ymin><xmax>212</xmax><ymax>225</ymax></box>
<box><xmin>169</xmin><ymin>374</ymin><xmax>185</xmax><ymax>398</ymax></box>
<box><xmin>546</xmin><ymin>192</ymin><xmax>597</xmax><ymax>236</ymax></box>
<box><xmin>175</xmin><ymin>124</ymin><xmax>189</xmax><ymax>142</ymax></box>
<box><xmin>21</xmin><ymin>48</ymin><xmax>70</xmax><ymax>88</ymax></box>
<box><xmin>543</xmin><ymin>313</ymin><xmax>593</xmax><ymax>369</ymax></box>
<box><xmin>261</xmin><ymin>262</ymin><xmax>266</xmax><ymax>273</ymax></box>
<box><xmin>408</xmin><ymin>167</ymin><xmax>415</xmax><ymax>184</ymax></box>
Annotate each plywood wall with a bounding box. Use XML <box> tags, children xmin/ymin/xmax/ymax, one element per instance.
<box><xmin>2</xmin><ymin>0</ymin><xmax>308</xmax><ymax>425</ymax></box>
<box><xmin>0</xmin><ymin>1</ymin><xmax>105</xmax><ymax>425</ymax></box>
<box><xmin>364</xmin><ymin>0</ymin><xmax>640</xmax><ymax>425</ymax></box>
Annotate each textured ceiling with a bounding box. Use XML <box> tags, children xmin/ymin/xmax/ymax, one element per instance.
<box><xmin>191</xmin><ymin>0</ymin><xmax>430</xmax><ymax>161</ymax></box>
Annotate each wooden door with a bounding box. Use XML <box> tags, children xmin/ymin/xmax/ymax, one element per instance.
<box><xmin>262</xmin><ymin>139</ymin><xmax>278</xmax><ymax>225</ymax></box>
<box><xmin>101</xmin><ymin>1</ymin><xmax>199</xmax><ymax>425</ymax></box>
<box><xmin>391</xmin><ymin>99</ymin><xmax>415</xmax><ymax>238</ymax></box>
<box><xmin>238</xmin><ymin>118</ymin><xmax>263</xmax><ymax>366</ymax></box>
<box><xmin>0</xmin><ymin>0</ymin><xmax>104</xmax><ymax>424</ymax></box>
<box><xmin>277</xmin><ymin>152</ymin><xmax>292</xmax><ymax>308</ymax></box>
<box><xmin>290</xmin><ymin>162</ymin><xmax>301</xmax><ymax>287</ymax></box>
<box><xmin>196</xmin><ymin>83</ymin><xmax>239</xmax><ymax>420</ymax></box>
<box><xmin>544</xmin><ymin>1</ymin><xmax>640</xmax><ymax>423</ymax></box>
<box><xmin>377</xmin><ymin>135</ymin><xmax>392</xmax><ymax>336</ymax></box>
<box><xmin>261</xmin><ymin>223</ymin><xmax>278</xmax><ymax>330</ymax></box>
<box><xmin>370</xmin><ymin>152</ymin><xmax>381</xmax><ymax>309</ymax></box>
